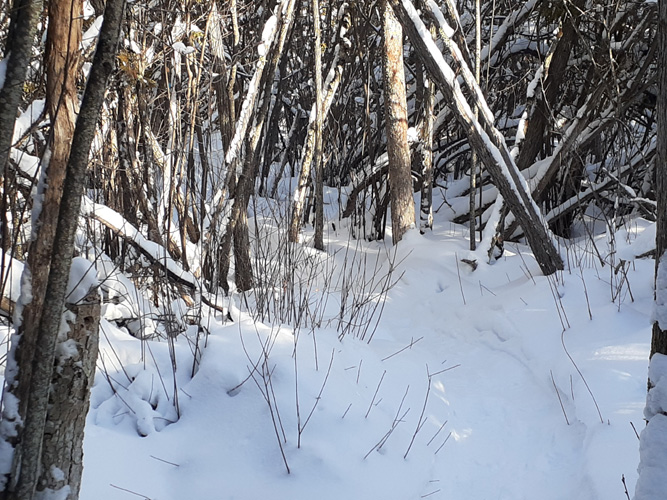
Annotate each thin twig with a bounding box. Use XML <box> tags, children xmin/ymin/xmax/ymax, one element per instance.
<box><xmin>300</xmin><ymin>349</ymin><xmax>335</xmax><ymax>438</ymax></box>
<box><xmin>365</xmin><ymin>370</ymin><xmax>386</xmax><ymax>418</ymax></box>
<box><xmin>427</xmin><ymin>420</ymin><xmax>448</xmax><ymax>446</ymax></box>
<box><xmin>455</xmin><ymin>253</ymin><xmax>466</xmax><ymax>305</ymax></box>
<box><xmin>405</xmin><ymin>370</ymin><xmax>432</xmax><ymax>459</ymax></box>
<box><xmin>561</xmin><ymin>330</ymin><xmax>603</xmax><ymax>423</ymax></box>
<box><xmin>421</xmin><ymin>490</ymin><xmax>442</xmax><ymax>498</ymax></box>
<box><xmin>428</xmin><ymin>364</ymin><xmax>461</xmax><ymax>377</ymax></box>
<box><xmin>109</xmin><ymin>484</ymin><xmax>152</xmax><ymax>499</ymax></box>
<box><xmin>149</xmin><ymin>455</ymin><xmax>180</xmax><ymax>467</ymax></box>
<box><xmin>434</xmin><ymin>432</ymin><xmax>452</xmax><ymax>454</ymax></box>
<box><xmin>550</xmin><ymin>370</ymin><xmax>569</xmax><ymax>425</ymax></box>
<box><xmin>621</xmin><ymin>474</ymin><xmax>631</xmax><ymax>500</ymax></box>
<box><xmin>381</xmin><ymin>336</ymin><xmax>424</xmax><ymax>361</ymax></box>
<box><xmin>363</xmin><ymin>408</ymin><xmax>410</xmax><ymax>459</ymax></box>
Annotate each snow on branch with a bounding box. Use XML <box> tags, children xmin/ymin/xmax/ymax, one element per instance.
<box><xmin>389</xmin><ymin>0</ymin><xmax>563</xmax><ymax>274</ymax></box>
<box><xmin>80</xmin><ymin>198</ymin><xmax>226</xmax><ymax>314</ymax></box>
<box><xmin>223</xmin><ymin>11</ymin><xmax>280</xmax><ymax>167</ymax></box>
<box><xmin>479</xmin><ymin>0</ymin><xmax>543</xmax><ymax>64</ymax></box>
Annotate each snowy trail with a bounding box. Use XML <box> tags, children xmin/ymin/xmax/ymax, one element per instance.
<box><xmin>370</xmin><ymin>235</ymin><xmax>592</xmax><ymax>499</ymax></box>
<box><xmin>80</xmin><ymin>221</ymin><xmax>651</xmax><ymax>500</ymax></box>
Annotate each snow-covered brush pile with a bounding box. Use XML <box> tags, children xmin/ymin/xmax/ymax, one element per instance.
<box><xmin>64</xmin><ymin>211</ymin><xmax>655</xmax><ymax>500</ymax></box>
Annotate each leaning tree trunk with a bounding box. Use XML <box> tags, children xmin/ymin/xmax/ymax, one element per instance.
<box><xmin>387</xmin><ymin>0</ymin><xmax>563</xmax><ymax>274</ymax></box>
<box><xmin>515</xmin><ymin>0</ymin><xmax>585</xmax><ymax>173</ymax></box>
<box><xmin>382</xmin><ymin>1</ymin><xmax>415</xmax><ymax>245</ymax></box>
<box><xmin>3</xmin><ymin>0</ymin><xmax>126</xmax><ymax>497</ymax></box>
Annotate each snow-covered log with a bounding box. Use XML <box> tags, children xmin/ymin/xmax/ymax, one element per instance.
<box><xmin>81</xmin><ymin>199</ymin><xmax>226</xmax><ymax>314</ymax></box>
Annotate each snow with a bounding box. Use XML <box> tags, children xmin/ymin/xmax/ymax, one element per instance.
<box><xmin>172</xmin><ymin>42</ymin><xmax>195</xmax><ymax>56</ymax></box>
<box><xmin>258</xmin><ymin>15</ymin><xmax>277</xmax><ymax>57</ymax></box>
<box><xmin>636</xmin><ymin>352</ymin><xmax>667</xmax><ymax>500</ymax></box>
<box><xmin>1</xmin><ymin>252</ymin><xmax>24</xmax><ymax>306</ymax></box>
<box><xmin>261</xmin><ymin>14</ymin><xmax>278</xmax><ymax>44</ymax></box>
<box><xmin>66</xmin><ymin>257</ymin><xmax>98</xmax><ymax>305</ymax></box>
<box><xmin>0</xmin><ymin>4</ymin><xmax>657</xmax><ymax>493</ymax></box>
<box><xmin>526</xmin><ymin>65</ymin><xmax>544</xmax><ymax>99</ymax></box>
<box><xmin>479</xmin><ymin>0</ymin><xmax>540</xmax><ymax>63</ymax></box>
<box><xmin>81</xmin><ymin>16</ymin><xmax>103</xmax><ymax>53</ymax></box>
<box><xmin>12</xmin><ymin>99</ymin><xmax>45</xmax><ymax>143</ymax></box>
<box><xmin>9</xmin><ymin>149</ymin><xmax>40</xmax><ymax>181</ymax></box>
<box><xmin>655</xmin><ymin>252</ymin><xmax>667</xmax><ymax>331</ymax></box>
<box><xmin>81</xmin><ymin>197</ymin><xmax>198</xmax><ymax>287</ymax></box>
<box><xmin>0</xmin><ymin>56</ymin><xmax>6</xmax><ymax>90</ymax></box>
<box><xmin>63</xmin><ymin>191</ymin><xmax>654</xmax><ymax>500</ymax></box>
<box><xmin>426</xmin><ymin>0</ymin><xmax>454</xmax><ymax>39</ymax></box>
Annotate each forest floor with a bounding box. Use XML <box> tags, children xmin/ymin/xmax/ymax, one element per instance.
<box><xmin>69</xmin><ymin>188</ymin><xmax>653</xmax><ymax>500</ymax></box>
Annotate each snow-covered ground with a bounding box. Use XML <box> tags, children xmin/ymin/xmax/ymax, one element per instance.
<box><xmin>73</xmin><ymin>198</ymin><xmax>653</xmax><ymax>500</ymax></box>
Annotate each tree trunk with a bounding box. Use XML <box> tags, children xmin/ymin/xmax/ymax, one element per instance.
<box><xmin>206</xmin><ymin>1</ymin><xmax>289</xmax><ymax>291</ymax></box>
<box><xmin>38</xmin><ymin>288</ymin><xmax>100</xmax><ymax>499</ymax></box>
<box><xmin>2</xmin><ymin>0</ymin><xmax>126</xmax><ymax>496</ymax></box>
<box><xmin>313</xmin><ymin>0</ymin><xmax>325</xmax><ymax>251</ymax></box>
<box><xmin>1</xmin><ymin>0</ymin><xmax>79</xmax><ymax>492</ymax></box>
<box><xmin>288</xmin><ymin>4</ymin><xmax>350</xmax><ymax>244</ymax></box>
<box><xmin>0</xmin><ymin>0</ymin><xmax>42</xmax><ymax>175</ymax></box>
<box><xmin>387</xmin><ymin>0</ymin><xmax>563</xmax><ymax>274</ymax></box>
<box><xmin>216</xmin><ymin>0</ymin><xmax>297</xmax><ymax>293</ymax></box>
<box><xmin>634</xmin><ymin>1</ymin><xmax>667</xmax><ymax>497</ymax></box>
<box><xmin>418</xmin><ymin>73</ymin><xmax>434</xmax><ymax>234</ymax></box>
<box><xmin>12</xmin><ymin>0</ymin><xmax>84</xmax><ymax>453</ymax></box>
<box><xmin>383</xmin><ymin>1</ymin><xmax>415</xmax><ymax>245</ymax></box>
<box><xmin>469</xmin><ymin>0</ymin><xmax>481</xmax><ymax>250</ymax></box>
<box><xmin>650</xmin><ymin>0</ymin><xmax>667</xmax><ymax>364</ymax></box>
<box><xmin>515</xmin><ymin>0</ymin><xmax>585</xmax><ymax>172</ymax></box>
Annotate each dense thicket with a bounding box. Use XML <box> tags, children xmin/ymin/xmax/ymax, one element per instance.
<box><xmin>0</xmin><ymin>0</ymin><xmax>659</xmax><ymax>495</ymax></box>
<box><xmin>2</xmin><ymin>0</ymin><xmax>657</xmax><ymax>296</ymax></box>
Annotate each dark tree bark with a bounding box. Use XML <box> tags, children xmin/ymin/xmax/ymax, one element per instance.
<box><xmin>5</xmin><ymin>3</ymin><xmax>84</xmax><ymax>487</ymax></box>
<box><xmin>38</xmin><ymin>288</ymin><xmax>100</xmax><ymax>498</ymax></box>
<box><xmin>0</xmin><ymin>0</ymin><xmax>42</xmax><ymax>175</ymax></box>
<box><xmin>313</xmin><ymin>0</ymin><xmax>325</xmax><ymax>251</ymax></box>
<box><xmin>0</xmin><ymin>0</ymin><xmax>42</xmax><ymax>258</ymax></box>
<box><xmin>634</xmin><ymin>2</ymin><xmax>667</xmax><ymax>498</ymax></box>
<box><xmin>651</xmin><ymin>0</ymin><xmax>667</xmax><ymax>360</ymax></box>
<box><xmin>383</xmin><ymin>1</ymin><xmax>415</xmax><ymax>245</ymax></box>
<box><xmin>2</xmin><ymin>0</ymin><xmax>126</xmax><ymax>496</ymax></box>
<box><xmin>515</xmin><ymin>0</ymin><xmax>586</xmax><ymax>173</ymax></box>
